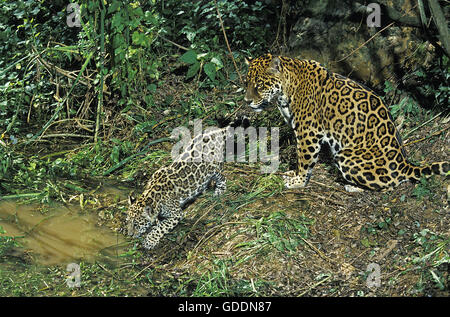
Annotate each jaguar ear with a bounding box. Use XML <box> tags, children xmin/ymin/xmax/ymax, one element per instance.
<box><xmin>128</xmin><ymin>192</ymin><xmax>136</xmax><ymax>205</ymax></box>
<box><xmin>244</xmin><ymin>56</ymin><xmax>252</xmax><ymax>65</ymax></box>
<box><xmin>268</xmin><ymin>56</ymin><xmax>281</xmax><ymax>75</ymax></box>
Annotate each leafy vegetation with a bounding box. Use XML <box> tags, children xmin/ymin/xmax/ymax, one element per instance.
<box><xmin>0</xmin><ymin>0</ymin><xmax>279</xmax><ymax>200</ymax></box>
<box><xmin>0</xmin><ymin>225</ymin><xmax>21</xmax><ymax>259</ymax></box>
<box><xmin>0</xmin><ymin>0</ymin><xmax>448</xmax><ymax>297</ymax></box>
<box><xmin>410</xmin><ymin>229</ymin><xmax>450</xmax><ymax>293</ymax></box>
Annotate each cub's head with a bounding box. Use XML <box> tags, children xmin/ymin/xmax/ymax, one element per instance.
<box><xmin>244</xmin><ymin>53</ymin><xmax>283</xmax><ymax>112</ymax></box>
<box><xmin>126</xmin><ymin>194</ymin><xmax>156</xmax><ymax>238</ymax></box>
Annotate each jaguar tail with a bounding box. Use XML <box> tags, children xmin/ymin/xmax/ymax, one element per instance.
<box><xmin>407</xmin><ymin>161</ymin><xmax>449</xmax><ymax>181</ymax></box>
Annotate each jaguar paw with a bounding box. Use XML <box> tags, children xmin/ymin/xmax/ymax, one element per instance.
<box><xmin>282</xmin><ymin>171</ymin><xmax>307</xmax><ymax>189</ymax></box>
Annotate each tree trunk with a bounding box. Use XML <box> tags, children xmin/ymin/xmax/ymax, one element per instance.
<box><xmin>428</xmin><ymin>0</ymin><xmax>450</xmax><ymax>57</ymax></box>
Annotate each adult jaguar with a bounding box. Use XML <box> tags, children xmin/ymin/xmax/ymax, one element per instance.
<box><xmin>244</xmin><ymin>53</ymin><xmax>448</xmax><ymax>191</ymax></box>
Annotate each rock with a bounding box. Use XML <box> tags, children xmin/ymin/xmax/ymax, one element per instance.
<box><xmin>287</xmin><ymin>0</ymin><xmax>438</xmax><ymax>91</ymax></box>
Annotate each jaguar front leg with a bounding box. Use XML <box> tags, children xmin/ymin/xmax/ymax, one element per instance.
<box><xmin>282</xmin><ymin>169</ymin><xmax>313</xmax><ymax>189</ymax></box>
<box><xmin>142</xmin><ymin>205</ymin><xmax>184</xmax><ymax>250</ymax></box>
<box><xmin>283</xmin><ymin>134</ymin><xmax>321</xmax><ymax>189</ymax></box>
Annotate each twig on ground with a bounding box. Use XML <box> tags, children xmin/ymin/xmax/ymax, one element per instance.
<box><xmin>296</xmin><ymin>273</ymin><xmax>333</xmax><ymax>297</ymax></box>
<box><xmin>39</xmin><ymin>133</ymin><xmax>93</xmax><ymax>139</ymax></box>
<box><xmin>404</xmin><ymin>125</ymin><xmax>449</xmax><ymax>147</ymax></box>
<box><xmin>193</xmin><ymin>221</ymin><xmax>248</xmax><ymax>251</ymax></box>
<box><xmin>151</xmin><ymin>114</ymin><xmax>184</xmax><ymax>130</ymax></box>
<box><xmin>402</xmin><ymin>111</ymin><xmax>443</xmax><ymax>139</ymax></box>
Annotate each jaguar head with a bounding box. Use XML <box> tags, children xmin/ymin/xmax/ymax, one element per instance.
<box><xmin>126</xmin><ymin>195</ymin><xmax>155</xmax><ymax>238</ymax></box>
<box><xmin>244</xmin><ymin>54</ymin><xmax>284</xmax><ymax>112</ymax></box>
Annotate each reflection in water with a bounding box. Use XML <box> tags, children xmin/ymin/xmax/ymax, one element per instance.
<box><xmin>0</xmin><ymin>201</ymin><xmax>127</xmax><ymax>266</ymax></box>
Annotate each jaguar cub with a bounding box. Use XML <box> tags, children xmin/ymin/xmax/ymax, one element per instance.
<box><xmin>245</xmin><ymin>54</ymin><xmax>448</xmax><ymax>191</ymax></box>
<box><xmin>126</xmin><ymin>118</ymin><xmax>248</xmax><ymax>250</ymax></box>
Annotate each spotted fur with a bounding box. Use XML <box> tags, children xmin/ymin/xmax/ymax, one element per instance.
<box><xmin>245</xmin><ymin>54</ymin><xmax>448</xmax><ymax>190</ymax></box>
<box><xmin>126</xmin><ymin>118</ymin><xmax>248</xmax><ymax>249</ymax></box>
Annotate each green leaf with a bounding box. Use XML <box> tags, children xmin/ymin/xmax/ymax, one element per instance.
<box><xmin>361</xmin><ymin>238</ymin><xmax>371</xmax><ymax>248</ymax></box>
<box><xmin>180</xmin><ymin>50</ymin><xmax>197</xmax><ymax>64</ymax></box>
<box><xmin>111</xmin><ymin>14</ymin><xmax>124</xmax><ymax>33</ymax></box>
<box><xmin>383</xmin><ymin>80</ymin><xmax>394</xmax><ymax>94</ymax></box>
<box><xmin>108</xmin><ymin>1</ymin><xmax>121</xmax><ymax>13</ymax></box>
<box><xmin>210</xmin><ymin>56</ymin><xmax>223</xmax><ymax>69</ymax></box>
<box><xmin>415</xmin><ymin>70</ymin><xmax>425</xmax><ymax>77</ymax></box>
<box><xmin>203</xmin><ymin>62</ymin><xmax>216</xmax><ymax>81</ymax></box>
<box><xmin>110</xmin><ymin>146</ymin><xmax>120</xmax><ymax>165</ymax></box>
<box><xmin>186</xmin><ymin>61</ymin><xmax>200</xmax><ymax>79</ymax></box>
<box><xmin>132</xmin><ymin>31</ymin><xmax>146</xmax><ymax>46</ymax></box>
<box><xmin>429</xmin><ymin>270</ymin><xmax>445</xmax><ymax>290</ymax></box>
<box><xmin>147</xmin><ymin>84</ymin><xmax>157</xmax><ymax>92</ymax></box>
<box><xmin>186</xmin><ymin>31</ymin><xmax>196</xmax><ymax>42</ymax></box>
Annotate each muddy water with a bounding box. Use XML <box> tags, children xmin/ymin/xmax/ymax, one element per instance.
<box><xmin>0</xmin><ymin>201</ymin><xmax>127</xmax><ymax>266</ymax></box>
